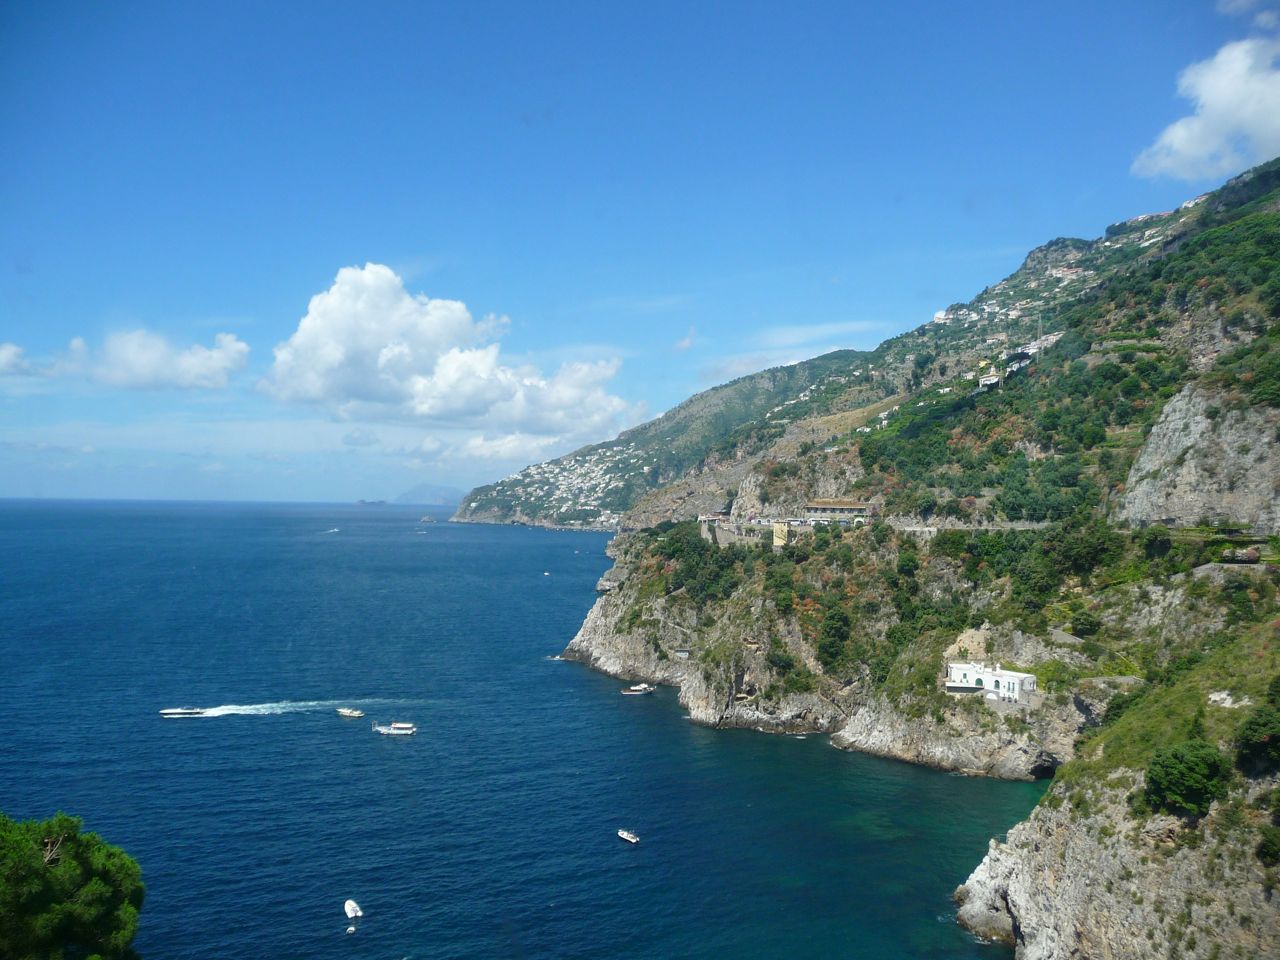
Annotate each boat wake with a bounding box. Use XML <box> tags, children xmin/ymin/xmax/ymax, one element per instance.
<box><xmin>198</xmin><ymin>700</ymin><xmax>337</xmax><ymax>717</ymax></box>
<box><xmin>161</xmin><ymin>698</ymin><xmax>421</xmax><ymax>718</ymax></box>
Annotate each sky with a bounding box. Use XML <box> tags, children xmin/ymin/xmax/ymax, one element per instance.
<box><xmin>3</xmin><ymin>0</ymin><xmax>1280</xmax><ymax>502</ymax></box>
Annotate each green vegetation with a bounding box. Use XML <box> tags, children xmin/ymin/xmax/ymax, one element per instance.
<box><xmin>1144</xmin><ymin>740</ymin><xmax>1233</xmax><ymax>817</ymax></box>
<box><xmin>1235</xmin><ymin>675</ymin><xmax>1280</xmax><ymax>774</ymax></box>
<box><xmin>0</xmin><ymin>811</ymin><xmax>144</xmax><ymax>960</ymax></box>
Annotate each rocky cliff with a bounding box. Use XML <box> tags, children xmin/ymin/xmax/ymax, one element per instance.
<box><xmin>563</xmin><ymin>536</ymin><xmax>1101</xmax><ymax>780</ymax></box>
<box><xmin>955</xmin><ymin>774</ymin><xmax>1280</xmax><ymax>960</ymax></box>
<box><xmin>1119</xmin><ymin>384</ymin><xmax>1280</xmax><ymax>535</ymax></box>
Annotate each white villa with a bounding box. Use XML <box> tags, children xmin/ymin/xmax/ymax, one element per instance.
<box><xmin>945</xmin><ymin>662</ymin><xmax>1038</xmax><ymax>703</ymax></box>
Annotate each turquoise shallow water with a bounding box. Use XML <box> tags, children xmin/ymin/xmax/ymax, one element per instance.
<box><xmin>0</xmin><ymin>500</ymin><xmax>1041</xmax><ymax>958</ymax></box>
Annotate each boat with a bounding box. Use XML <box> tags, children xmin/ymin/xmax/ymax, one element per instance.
<box><xmin>336</xmin><ymin>707</ymin><xmax>365</xmax><ymax>718</ymax></box>
<box><xmin>159</xmin><ymin>707</ymin><xmax>206</xmax><ymax>717</ymax></box>
<box><xmin>617</xmin><ymin>829</ymin><xmax>640</xmax><ymax>844</ymax></box>
<box><xmin>372</xmin><ymin>720</ymin><xmax>417</xmax><ymax>736</ymax></box>
<box><xmin>620</xmin><ymin>683</ymin><xmax>656</xmax><ymax>696</ymax></box>
<box><xmin>344</xmin><ymin>899</ymin><xmax>363</xmax><ymax>919</ymax></box>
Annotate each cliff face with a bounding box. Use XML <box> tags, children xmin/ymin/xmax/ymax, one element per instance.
<box><xmin>955</xmin><ymin>775</ymin><xmax>1280</xmax><ymax>960</ymax></box>
<box><xmin>564</xmin><ymin>541</ymin><xmax>1098</xmax><ymax>780</ymax></box>
<box><xmin>1118</xmin><ymin>385</ymin><xmax>1280</xmax><ymax>534</ymax></box>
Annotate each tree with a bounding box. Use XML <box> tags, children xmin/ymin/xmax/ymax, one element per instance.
<box><xmin>0</xmin><ymin>811</ymin><xmax>144</xmax><ymax>960</ymax></box>
<box><xmin>1144</xmin><ymin>741</ymin><xmax>1233</xmax><ymax>817</ymax></box>
<box><xmin>1235</xmin><ymin>675</ymin><xmax>1280</xmax><ymax>773</ymax></box>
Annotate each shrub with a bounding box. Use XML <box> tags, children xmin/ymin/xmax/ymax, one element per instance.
<box><xmin>1145</xmin><ymin>740</ymin><xmax>1233</xmax><ymax>817</ymax></box>
<box><xmin>1258</xmin><ymin>825</ymin><xmax>1280</xmax><ymax>866</ymax></box>
<box><xmin>1236</xmin><ymin>704</ymin><xmax>1280</xmax><ymax>773</ymax></box>
<box><xmin>1072</xmin><ymin>610</ymin><xmax>1102</xmax><ymax>637</ymax></box>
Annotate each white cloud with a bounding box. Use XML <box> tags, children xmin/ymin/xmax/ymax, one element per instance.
<box><xmin>458</xmin><ymin>432</ymin><xmax>563</xmax><ymax>461</ymax></box>
<box><xmin>0</xmin><ymin>343</ymin><xmax>27</xmax><ymax>375</ymax></box>
<box><xmin>1133</xmin><ymin>37</ymin><xmax>1280</xmax><ymax>180</ymax></box>
<box><xmin>3</xmin><ymin>332</ymin><xmax>248</xmax><ymax>388</ymax></box>
<box><xmin>266</xmin><ymin>263</ymin><xmax>637</xmax><ymax>445</ymax></box>
<box><xmin>674</xmin><ymin>326</ymin><xmax>696</xmax><ymax>351</ymax></box>
<box><xmin>94</xmin><ymin>330</ymin><xmax>249</xmax><ymax>389</ymax></box>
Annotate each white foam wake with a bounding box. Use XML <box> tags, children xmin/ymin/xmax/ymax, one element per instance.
<box><xmin>198</xmin><ymin>699</ymin><xmax>347</xmax><ymax>717</ymax></box>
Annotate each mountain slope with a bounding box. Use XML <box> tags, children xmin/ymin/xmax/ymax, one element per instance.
<box><xmin>554</xmin><ymin>157</ymin><xmax>1280</xmax><ymax>960</ymax></box>
<box><xmin>457</xmin><ymin>159</ymin><xmax>1279</xmax><ymax>529</ymax></box>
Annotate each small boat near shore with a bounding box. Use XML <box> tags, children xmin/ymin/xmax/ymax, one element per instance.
<box><xmin>336</xmin><ymin>707</ymin><xmax>365</xmax><ymax>718</ymax></box>
<box><xmin>372</xmin><ymin>720</ymin><xmax>417</xmax><ymax>736</ymax></box>
<box><xmin>620</xmin><ymin>683</ymin><xmax>656</xmax><ymax>696</ymax></box>
<box><xmin>159</xmin><ymin>707</ymin><xmax>206</xmax><ymax>718</ymax></box>
<box><xmin>617</xmin><ymin>829</ymin><xmax>640</xmax><ymax>844</ymax></box>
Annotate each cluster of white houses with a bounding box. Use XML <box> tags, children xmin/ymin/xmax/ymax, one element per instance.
<box><xmin>944</xmin><ymin>661</ymin><xmax>1038</xmax><ymax>703</ymax></box>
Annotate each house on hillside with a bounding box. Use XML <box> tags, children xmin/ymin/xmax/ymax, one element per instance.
<box><xmin>945</xmin><ymin>662</ymin><xmax>1037</xmax><ymax>703</ymax></box>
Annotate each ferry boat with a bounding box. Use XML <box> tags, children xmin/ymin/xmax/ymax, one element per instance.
<box><xmin>372</xmin><ymin>720</ymin><xmax>417</xmax><ymax>736</ymax></box>
<box><xmin>159</xmin><ymin>707</ymin><xmax>206</xmax><ymax>718</ymax></box>
<box><xmin>620</xmin><ymin>683</ymin><xmax>656</xmax><ymax>696</ymax></box>
<box><xmin>617</xmin><ymin>829</ymin><xmax>640</xmax><ymax>844</ymax></box>
<box><xmin>336</xmin><ymin>707</ymin><xmax>365</xmax><ymax>718</ymax></box>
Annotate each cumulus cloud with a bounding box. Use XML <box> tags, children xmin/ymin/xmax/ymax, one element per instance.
<box><xmin>0</xmin><ymin>343</ymin><xmax>27</xmax><ymax>375</ymax></box>
<box><xmin>1133</xmin><ymin>37</ymin><xmax>1280</xmax><ymax>180</ymax></box>
<box><xmin>458</xmin><ymin>432</ymin><xmax>563</xmax><ymax>461</ymax></box>
<box><xmin>266</xmin><ymin>263</ymin><xmax>635</xmax><ymax>444</ymax></box>
<box><xmin>95</xmin><ymin>330</ymin><xmax>249</xmax><ymax>389</ymax></box>
<box><xmin>2</xmin><ymin>332</ymin><xmax>248</xmax><ymax>388</ymax></box>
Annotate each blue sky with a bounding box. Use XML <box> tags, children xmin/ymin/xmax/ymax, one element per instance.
<box><xmin>3</xmin><ymin>0</ymin><xmax>1280</xmax><ymax>501</ymax></box>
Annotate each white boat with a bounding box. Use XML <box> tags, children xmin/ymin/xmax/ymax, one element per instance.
<box><xmin>344</xmin><ymin>899</ymin><xmax>363</xmax><ymax>919</ymax></box>
<box><xmin>620</xmin><ymin>683</ymin><xmax>656</xmax><ymax>696</ymax></box>
<box><xmin>617</xmin><ymin>829</ymin><xmax>640</xmax><ymax>844</ymax></box>
<box><xmin>336</xmin><ymin>707</ymin><xmax>365</xmax><ymax>718</ymax></box>
<box><xmin>372</xmin><ymin>720</ymin><xmax>417</xmax><ymax>736</ymax></box>
<box><xmin>159</xmin><ymin>707</ymin><xmax>206</xmax><ymax>717</ymax></box>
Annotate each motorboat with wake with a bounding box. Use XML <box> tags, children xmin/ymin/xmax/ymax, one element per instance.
<box><xmin>372</xmin><ymin>720</ymin><xmax>417</xmax><ymax>736</ymax></box>
<box><xmin>336</xmin><ymin>707</ymin><xmax>365</xmax><ymax>718</ymax></box>
<box><xmin>159</xmin><ymin>707</ymin><xmax>206</xmax><ymax>718</ymax></box>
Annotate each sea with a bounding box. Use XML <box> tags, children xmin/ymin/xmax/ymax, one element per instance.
<box><xmin>0</xmin><ymin>500</ymin><xmax>1043</xmax><ymax>959</ymax></box>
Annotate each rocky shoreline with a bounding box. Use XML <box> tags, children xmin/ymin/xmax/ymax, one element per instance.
<box><xmin>562</xmin><ymin>548</ymin><xmax>1094</xmax><ymax>781</ymax></box>
<box><xmin>954</xmin><ymin>774</ymin><xmax>1280</xmax><ymax>960</ymax></box>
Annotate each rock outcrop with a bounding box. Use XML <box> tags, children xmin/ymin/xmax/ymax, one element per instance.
<box><xmin>955</xmin><ymin>775</ymin><xmax>1280</xmax><ymax>960</ymax></box>
<box><xmin>1118</xmin><ymin>385</ymin><xmax>1280</xmax><ymax>535</ymax></box>
<box><xmin>563</xmin><ymin>544</ymin><xmax>1096</xmax><ymax>780</ymax></box>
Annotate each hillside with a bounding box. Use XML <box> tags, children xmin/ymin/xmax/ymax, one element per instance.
<box><xmin>554</xmin><ymin>157</ymin><xmax>1280</xmax><ymax>960</ymax></box>
<box><xmin>455</xmin><ymin>158</ymin><xmax>1280</xmax><ymax>530</ymax></box>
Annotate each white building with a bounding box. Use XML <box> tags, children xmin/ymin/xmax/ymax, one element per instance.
<box><xmin>945</xmin><ymin>662</ymin><xmax>1037</xmax><ymax>703</ymax></box>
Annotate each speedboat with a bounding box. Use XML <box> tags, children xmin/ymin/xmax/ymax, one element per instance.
<box><xmin>159</xmin><ymin>707</ymin><xmax>206</xmax><ymax>718</ymax></box>
<box><xmin>344</xmin><ymin>899</ymin><xmax>363</xmax><ymax>919</ymax></box>
<box><xmin>617</xmin><ymin>829</ymin><xmax>640</xmax><ymax>844</ymax></box>
<box><xmin>336</xmin><ymin>707</ymin><xmax>365</xmax><ymax>718</ymax></box>
<box><xmin>372</xmin><ymin>720</ymin><xmax>417</xmax><ymax>736</ymax></box>
<box><xmin>621</xmin><ymin>683</ymin><xmax>656</xmax><ymax>696</ymax></box>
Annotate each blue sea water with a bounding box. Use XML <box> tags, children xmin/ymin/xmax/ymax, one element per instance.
<box><xmin>0</xmin><ymin>500</ymin><xmax>1042</xmax><ymax>959</ymax></box>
